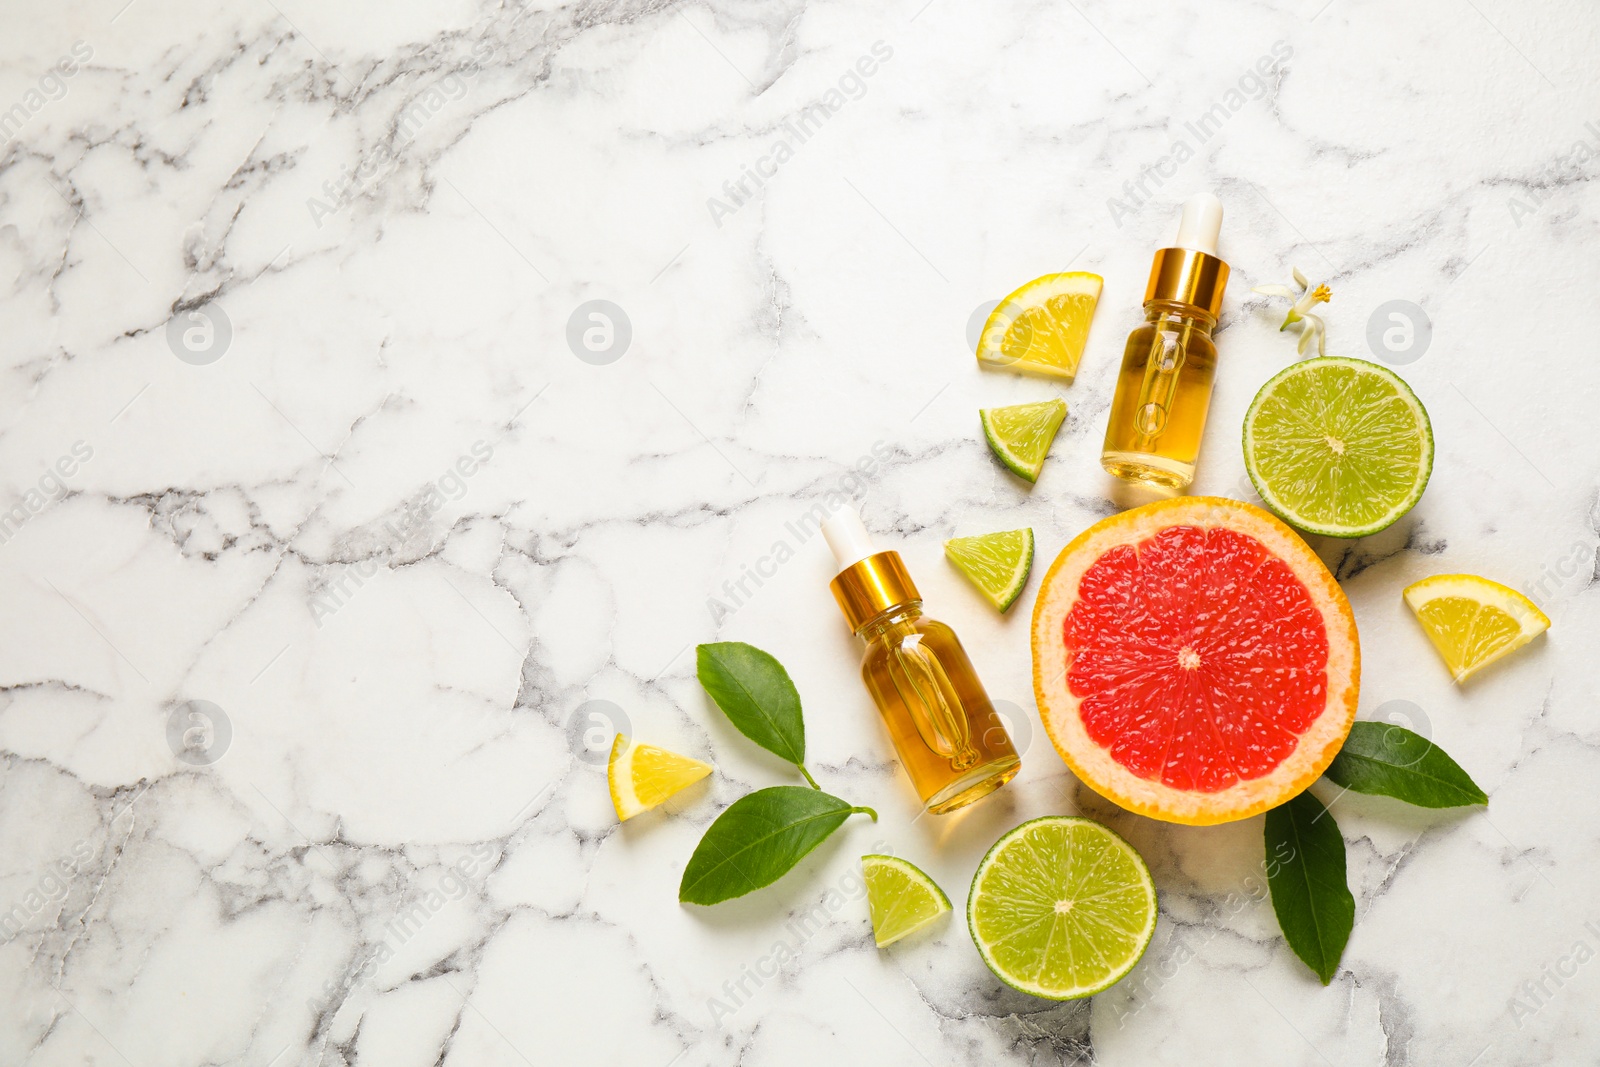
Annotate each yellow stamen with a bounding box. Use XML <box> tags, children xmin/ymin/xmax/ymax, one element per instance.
<box><xmin>1311</xmin><ymin>284</ymin><xmax>1332</xmax><ymax>304</ymax></box>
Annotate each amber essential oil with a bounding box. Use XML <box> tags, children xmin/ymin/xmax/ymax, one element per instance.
<box><xmin>1101</xmin><ymin>193</ymin><xmax>1231</xmax><ymax>490</ymax></box>
<box><xmin>1101</xmin><ymin>300</ymin><xmax>1219</xmax><ymax>488</ymax></box>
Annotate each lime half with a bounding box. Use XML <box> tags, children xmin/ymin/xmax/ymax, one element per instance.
<box><xmin>968</xmin><ymin>816</ymin><xmax>1157</xmax><ymax>1000</ymax></box>
<box><xmin>945</xmin><ymin>528</ymin><xmax>1035</xmax><ymax>613</ymax></box>
<box><xmin>862</xmin><ymin>855</ymin><xmax>951</xmax><ymax>947</ymax></box>
<box><xmin>980</xmin><ymin>399</ymin><xmax>1066</xmax><ymax>483</ymax></box>
<box><xmin>1243</xmin><ymin>356</ymin><xmax>1433</xmax><ymax>538</ymax></box>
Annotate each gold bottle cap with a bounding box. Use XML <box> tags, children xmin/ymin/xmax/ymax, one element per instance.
<box><xmin>829</xmin><ymin>550</ymin><xmax>920</xmax><ymax>633</ymax></box>
<box><xmin>1145</xmin><ymin>246</ymin><xmax>1229</xmax><ymax>319</ymax></box>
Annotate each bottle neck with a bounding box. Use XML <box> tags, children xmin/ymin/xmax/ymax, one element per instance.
<box><xmin>1144</xmin><ymin>246</ymin><xmax>1228</xmax><ymax>320</ymax></box>
<box><xmin>1141</xmin><ymin>298</ymin><xmax>1216</xmax><ymax>332</ymax></box>
<box><xmin>856</xmin><ymin>600</ymin><xmax>924</xmax><ymax>640</ymax></box>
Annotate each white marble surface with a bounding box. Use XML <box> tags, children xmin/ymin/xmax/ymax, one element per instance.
<box><xmin>1</xmin><ymin>0</ymin><xmax>1598</xmax><ymax>1063</ymax></box>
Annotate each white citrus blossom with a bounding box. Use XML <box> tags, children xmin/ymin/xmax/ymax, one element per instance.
<box><xmin>1253</xmin><ymin>267</ymin><xmax>1332</xmax><ymax>357</ymax></box>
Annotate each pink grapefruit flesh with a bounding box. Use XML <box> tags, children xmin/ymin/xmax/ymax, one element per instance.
<box><xmin>1033</xmin><ymin>498</ymin><xmax>1359</xmax><ymax>825</ymax></box>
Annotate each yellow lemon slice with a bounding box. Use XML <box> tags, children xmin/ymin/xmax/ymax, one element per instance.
<box><xmin>608</xmin><ymin>734</ymin><xmax>713</xmax><ymax>820</ymax></box>
<box><xmin>1403</xmin><ymin>574</ymin><xmax>1550</xmax><ymax>683</ymax></box>
<box><xmin>976</xmin><ymin>272</ymin><xmax>1102</xmax><ymax>379</ymax></box>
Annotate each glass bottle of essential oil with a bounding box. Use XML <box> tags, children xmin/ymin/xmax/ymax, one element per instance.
<box><xmin>1101</xmin><ymin>193</ymin><xmax>1231</xmax><ymax>489</ymax></box>
<box><xmin>822</xmin><ymin>508</ymin><xmax>1020</xmax><ymax>814</ymax></box>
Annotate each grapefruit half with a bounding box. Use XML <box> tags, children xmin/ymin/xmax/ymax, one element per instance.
<box><xmin>1032</xmin><ymin>497</ymin><xmax>1359</xmax><ymax>825</ymax></box>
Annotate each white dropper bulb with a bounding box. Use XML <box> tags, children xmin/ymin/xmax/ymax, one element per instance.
<box><xmin>822</xmin><ymin>507</ymin><xmax>876</xmax><ymax>571</ymax></box>
<box><xmin>1173</xmin><ymin>193</ymin><xmax>1223</xmax><ymax>256</ymax></box>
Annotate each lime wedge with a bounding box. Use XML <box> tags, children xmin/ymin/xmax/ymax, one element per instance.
<box><xmin>968</xmin><ymin>816</ymin><xmax>1157</xmax><ymax>1000</ymax></box>
<box><xmin>976</xmin><ymin>272</ymin><xmax>1102</xmax><ymax>379</ymax></box>
<box><xmin>945</xmin><ymin>528</ymin><xmax>1034</xmax><ymax>613</ymax></box>
<box><xmin>1403</xmin><ymin>573</ymin><xmax>1550</xmax><ymax>683</ymax></box>
<box><xmin>1242</xmin><ymin>356</ymin><xmax>1433</xmax><ymax>537</ymax></box>
<box><xmin>980</xmin><ymin>399</ymin><xmax>1067</xmax><ymax>483</ymax></box>
<box><xmin>861</xmin><ymin>855</ymin><xmax>951</xmax><ymax>947</ymax></box>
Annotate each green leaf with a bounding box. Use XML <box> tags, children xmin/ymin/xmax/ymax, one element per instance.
<box><xmin>1265</xmin><ymin>790</ymin><xmax>1354</xmax><ymax>985</ymax></box>
<box><xmin>680</xmin><ymin>786</ymin><xmax>872</xmax><ymax>905</ymax></box>
<box><xmin>1323</xmin><ymin>721</ymin><xmax>1487</xmax><ymax>808</ymax></box>
<box><xmin>696</xmin><ymin>642</ymin><xmax>806</xmax><ymax>766</ymax></box>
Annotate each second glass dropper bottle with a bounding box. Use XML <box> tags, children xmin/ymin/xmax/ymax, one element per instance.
<box><xmin>821</xmin><ymin>508</ymin><xmax>1020</xmax><ymax>814</ymax></box>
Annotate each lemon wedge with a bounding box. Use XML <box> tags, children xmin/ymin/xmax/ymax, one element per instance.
<box><xmin>608</xmin><ymin>735</ymin><xmax>712</xmax><ymax>820</ymax></box>
<box><xmin>1403</xmin><ymin>574</ymin><xmax>1549</xmax><ymax>683</ymax></box>
<box><xmin>976</xmin><ymin>272</ymin><xmax>1102</xmax><ymax>379</ymax></box>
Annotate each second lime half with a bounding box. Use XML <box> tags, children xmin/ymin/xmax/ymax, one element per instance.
<box><xmin>1243</xmin><ymin>356</ymin><xmax>1433</xmax><ymax>537</ymax></box>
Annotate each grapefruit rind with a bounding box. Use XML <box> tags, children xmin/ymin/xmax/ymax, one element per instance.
<box><xmin>1030</xmin><ymin>497</ymin><xmax>1360</xmax><ymax>826</ymax></box>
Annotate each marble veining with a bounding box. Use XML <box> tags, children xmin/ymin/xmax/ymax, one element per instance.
<box><xmin>1</xmin><ymin>0</ymin><xmax>1598</xmax><ymax>1064</ymax></box>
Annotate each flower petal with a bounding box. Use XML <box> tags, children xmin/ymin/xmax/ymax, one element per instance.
<box><xmin>1292</xmin><ymin>266</ymin><xmax>1310</xmax><ymax>289</ymax></box>
<box><xmin>1253</xmin><ymin>284</ymin><xmax>1296</xmax><ymax>298</ymax></box>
